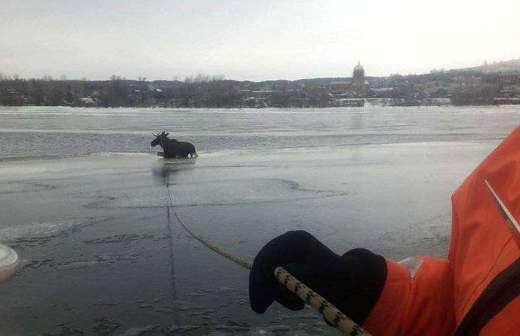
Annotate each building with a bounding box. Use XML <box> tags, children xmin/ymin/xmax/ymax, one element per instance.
<box><xmin>352</xmin><ymin>61</ymin><xmax>365</xmax><ymax>86</ymax></box>
<box><xmin>351</xmin><ymin>61</ymin><xmax>369</xmax><ymax>95</ymax></box>
<box><xmin>327</xmin><ymin>62</ymin><xmax>370</xmax><ymax>100</ymax></box>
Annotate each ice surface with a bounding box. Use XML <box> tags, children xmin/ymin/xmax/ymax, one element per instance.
<box><xmin>1</xmin><ymin>105</ymin><xmax>520</xmax><ymax>159</ymax></box>
<box><xmin>0</xmin><ymin>141</ymin><xmax>496</xmax><ymax>335</ymax></box>
<box><xmin>0</xmin><ymin>106</ymin><xmax>518</xmax><ymax>335</ymax></box>
<box><xmin>0</xmin><ymin>244</ymin><xmax>19</xmax><ymax>282</ymax></box>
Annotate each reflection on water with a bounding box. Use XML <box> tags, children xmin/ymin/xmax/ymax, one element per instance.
<box><xmin>151</xmin><ymin>158</ymin><xmax>197</xmax><ymax>184</ymax></box>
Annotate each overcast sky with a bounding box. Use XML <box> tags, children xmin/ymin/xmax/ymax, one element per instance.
<box><xmin>1</xmin><ymin>0</ymin><xmax>519</xmax><ymax>81</ymax></box>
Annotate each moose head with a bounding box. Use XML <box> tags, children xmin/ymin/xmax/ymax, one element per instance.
<box><xmin>151</xmin><ymin>131</ymin><xmax>169</xmax><ymax>147</ymax></box>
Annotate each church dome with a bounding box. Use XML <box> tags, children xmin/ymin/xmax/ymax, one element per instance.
<box><xmin>353</xmin><ymin>61</ymin><xmax>365</xmax><ymax>79</ymax></box>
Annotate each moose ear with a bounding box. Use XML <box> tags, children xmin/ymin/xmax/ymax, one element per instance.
<box><xmin>165</xmin><ymin>132</ymin><xmax>169</xmax><ymax>136</ymax></box>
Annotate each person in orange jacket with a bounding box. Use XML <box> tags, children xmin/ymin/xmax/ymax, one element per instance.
<box><xmin>250</xmin><ymin>126</ymin><xmax>520</xmax><ymax>335</ymax></box>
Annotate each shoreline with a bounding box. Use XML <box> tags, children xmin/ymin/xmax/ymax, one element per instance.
<box><xmin>3</xmin><ymin>103</ymin><xmax>520</xmax><ymax>109</ymax></box>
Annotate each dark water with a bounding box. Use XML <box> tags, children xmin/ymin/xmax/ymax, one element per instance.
<box><xmin>0</xmin><ymin>106</ymin><xmax>519</xmax><ymax>335</ymax></box>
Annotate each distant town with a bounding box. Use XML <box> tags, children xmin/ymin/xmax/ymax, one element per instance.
<box><xmin>1</xmin><ymin>59</ymin><xmax>520</xmax><ymax>108</ymax></box>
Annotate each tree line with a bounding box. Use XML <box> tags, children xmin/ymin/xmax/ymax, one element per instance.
<box><xmin>0</xmin><ymin>71</ymin><xmax>517</xmax><ymax>107</ymax></box>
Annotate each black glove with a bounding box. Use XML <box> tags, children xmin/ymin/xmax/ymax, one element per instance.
<box><xmin>249</xmin><ymin>230</ymin><xmax>387</xmax><ymax>324</ymax></box>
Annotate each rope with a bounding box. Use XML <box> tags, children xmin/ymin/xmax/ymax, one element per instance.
<box><xmin>164</xmin><ymin>182</ymin><xmax>372</xmax><ymax>336</ymax></box>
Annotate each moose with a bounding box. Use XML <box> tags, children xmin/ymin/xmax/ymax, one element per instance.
<box><xmin>151</xmin><ymin>131</ymin><xmax>198</xmax><ymax>159</ymax></box>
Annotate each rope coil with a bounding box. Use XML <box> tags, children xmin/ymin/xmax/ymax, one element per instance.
<box><xmin>165</xmin><ymin>182</ymin><xmax>371</xmax><ymax>336</ymax></box>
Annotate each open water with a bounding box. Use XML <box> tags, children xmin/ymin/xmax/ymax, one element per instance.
<box><xmin>1</xmin><ymin>105</ymin><xmax>520</xmax><ymax>159</ymax></box>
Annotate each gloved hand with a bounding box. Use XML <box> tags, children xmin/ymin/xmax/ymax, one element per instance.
<box><xmin>249</xmin><ymin>230</ymin><xmax>387</xmax><ymax>324</ymax></box>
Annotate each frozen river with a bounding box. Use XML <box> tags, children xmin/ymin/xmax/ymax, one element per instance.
<box><xmin>0</xmin><ymin>106</ymin><xmax>520</xmax><ymax>335</ymax></box>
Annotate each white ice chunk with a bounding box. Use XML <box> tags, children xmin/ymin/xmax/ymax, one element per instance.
<box><xmin>0</xmin><ymin>244</ymin><xmax>19</xmax><ymax>283</ymax></box>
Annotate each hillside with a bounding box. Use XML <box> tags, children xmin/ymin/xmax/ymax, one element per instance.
<box><xmin>468</xmin><ymin>58</ymin><xmax>520</xmax><ymax>74</ymax></box>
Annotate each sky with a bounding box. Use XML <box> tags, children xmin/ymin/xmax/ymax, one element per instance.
<box><xmin>1</xmin><ymin>0</ymin><xmax>519</xmax><ymax>81</ymax></box>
